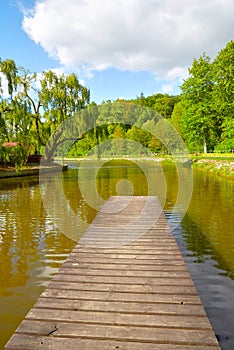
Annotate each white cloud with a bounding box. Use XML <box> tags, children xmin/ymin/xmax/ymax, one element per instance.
<box><xmin>22</xmin><ymin>0</ymin><xmax>234</xmax><ymax>83</ymax></box>
<box><xmin>165</xmin><ymin>67</ymin><xmax>189</xmax><ymax>82</ymax></box>
<box><xmin>162</xmin><ymin>84</ymin><xmax>174</xmax><ymax>94</ymax></box>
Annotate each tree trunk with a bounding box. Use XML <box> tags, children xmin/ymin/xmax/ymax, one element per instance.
<box><xmin>203</xmin><ymin>137</ymin><xmax>207</xmax><ymax>154</ymax></box>
<box><xmin>43</xmin><ymin>134</ymin><xmax>85</xmax><ymax>163</ymax></box>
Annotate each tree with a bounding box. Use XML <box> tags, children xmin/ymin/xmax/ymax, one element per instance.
<box><xmin>111</xmin><ymin>125</ymin><xmax>126</xmax><ymax>155</ymax></box>
<box><xmin>142</xmin><ymin>119</ymin><xmax>162</xmax><ymax>152</ymax></box>
<box><xmin>135</xmin><ymin>93</ymin><xmax>164</xmax><ymax>109</ymax></box>
<box><xmin>0</xmin><ymin>101</ymin><xmax>8</xmax><ymax>142</ymax></box>
<box><xmin>153</xmin><ymin>95</ymin><xmax>180</xmax><ymax>119</ymax></box>
<box><xmin>134</xmin><ymin>93</ymin><xmax>179</xmax><ymax>119</ymax></box>
<box><xmin>0</xmin><ymin>59</ymin><xmax>90</xmax><ymax>163</ymax></box>
<box><xmin>213</xmin><ymin>40</ymin><xmax>234</xmax><ymax>151</ymax></box>
<box><xmin>181</xmin><ymin>54</ymin><xmax>217</xmax><ymax>153</ymax></box>
<box><xmin>170</xmin><ymin>101</ymin><xmax>183</xmax><ymax>135</ymax></box>
<box><xmin>0</xmin><ymin>59</ymin><xmax>33</xmax><ymax>164</ymax></box>
<box><xmin>126</xmin><ymin>125</ymin><xmax>151</xmax><ymax>154</ymax></box>
<box><xmin>40</xmin><ymin>71</ymin><xmax>90</xmax><ymax>161</ymax></box>
<box><xmin>0</xmin><ymin>58</ymin><xmax>18</xmax><ymax>97</ymax></box>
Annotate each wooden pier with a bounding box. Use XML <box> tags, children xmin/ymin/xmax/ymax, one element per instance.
<box><xmin>5</xmin><ymin>196</ymin><xmax>221</xmax><ymax>349</ymax></box>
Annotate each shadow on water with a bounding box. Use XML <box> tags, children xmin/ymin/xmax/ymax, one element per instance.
<box><xmin>166</xmin><ymin>211</ymin><xmax>234</xmax><ymax>350</ymax></box>
<box><xmin>0</xmin><ymin>176</ymin><xmax>40</xmax><ymax>191</ymax></box>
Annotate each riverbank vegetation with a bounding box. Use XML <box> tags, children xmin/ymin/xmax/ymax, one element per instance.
<box><xmin>0</xmin><ymin>40</ymin><xmax>233</xmax><ymax>172</ymax></box>
<box><xmin>193</xmin><ymin>158</ymin><xmax>234</xmax><ymax>179</ymax></box>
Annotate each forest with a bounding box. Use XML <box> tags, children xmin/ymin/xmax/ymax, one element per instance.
<box><xmin>0</xmin><ymin>40</ymin><xmax>233</xmax><ymax>167</ymax></box>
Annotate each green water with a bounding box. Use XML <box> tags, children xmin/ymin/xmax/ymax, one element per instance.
<box><xmin>0</xmin><ymin>160</ymin><xmax>233</xmax><ymax>349</ymax></box>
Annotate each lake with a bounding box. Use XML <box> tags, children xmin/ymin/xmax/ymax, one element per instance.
<box><xmin>0</xmin><ymin>160</ymin><xmax>233</xmax><ymax>349</ymax></box>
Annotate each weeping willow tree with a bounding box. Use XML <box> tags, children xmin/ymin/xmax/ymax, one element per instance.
<box><xmin>0</xmin><ymin>58</ymin><xmax>90</xmax><ymax>164</ymax></box>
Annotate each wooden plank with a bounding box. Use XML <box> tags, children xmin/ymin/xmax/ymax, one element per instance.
<box><xmin>48</xmin><ymin>281</ymin><xmax>197</xmax><ymax>294</ymax></box>
<box><xmin>67</xmin><ymin>252</ymin><xmax>184</xmax><ymax>260</ymax></box>
<box><xmin>5</xmin><ymin>196</ymin><xmax>221</xmax><ymax>350</ymax></box>
<box><xmin>5</xmin><ymin>334</ymin><xmax>221</xmax><ymax>350</ymax></box>
<box><xmin>41</xmin><ymin>288</ymin><xmax>201</xmax><ymax>304</ymax></box>
<box><xmin>57</xmin><ymin>267</ymin><xmax>191</xmax><ymax>278</ymax></box>
<box><xmin>25</xmin><ymin>308</ymin><xmax>212</xmax><ymax>329</ymax></box>
<box><xmin>62</xmin><ymin>261</ymin><xmax>188</xmax><ymax>271</ymax></box>
<box><xmin>64</xmin><ymin>256</ymin><xmax>187</xmax><ymax>266</ymax></box>
<box><xmin>45</xmin><ymin>273</ymin><xmax>194</xmax><ymax>286</ymax></box>
<box><xmin>34</xmin><ymin>297</ymin><xmax>207</xmax><ymax>316</ymax></box>
<box><xmin>15</xmin><ymin>320</ymin><xmax>220</xmax><ymax>346</ymax></box>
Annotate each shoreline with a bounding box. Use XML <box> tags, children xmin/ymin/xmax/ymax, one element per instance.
<box><xmin>192</xmin><ymin>158</ymin><xmax>234</xmax><ymax>181</ymax></box>
<box><xmin>0</xmin><ymin>163</ymin><xmax>68</xmax><ymax>179</ymax></box>
<box><xmin>62</xmin><ymin>156</ymin><xmax>234</xmax><ymax>181</ymax></box>
<box><xmin>0</xmin><ymin>157</ymin><xmax>233</xmax><ymax>181</ymax></box>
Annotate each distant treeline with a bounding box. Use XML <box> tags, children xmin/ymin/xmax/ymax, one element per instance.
<box><xmin>0</xmin><ymin>40</ymin><xmax>233</xmax><ymax>167</ymax></box>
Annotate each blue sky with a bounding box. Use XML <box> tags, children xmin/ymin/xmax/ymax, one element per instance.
<box><xmin>1</xmin><ymin>0</ymin><xmax>233</xmax><ymax>103</ymax></box>
<box><xmin>1</xmin><ymin>1</ymin><xmax>56</xmax><ymax>70</ymax></box>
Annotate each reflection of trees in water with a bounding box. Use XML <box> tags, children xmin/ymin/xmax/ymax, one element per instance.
<box><xmin>162</xmin><ymin>163</ymin><xmax>234</xmax><ymax>278</ymax></box>
<box><xmin>0</xmin><ymin>181</ymin><xmax>75</xmax><ymax>295</ymax></box>
<box><xmin>186</xmin><ymin>169</ymin><xmax>234</xmax><ymax>275</ymax></box>
<box><xmin>62</xmin><ymin>169</ymin><xmax>97</xmax><ymax>225</ymax></box>
<box><xmin>0</xmin><ymin>185</ymin><xmax>44</xmax><ymax>292</ymax></box>
<box><xmin>0</xmin><ymin>179</ymin><xmax>76</xmax><ymax>348</ymax></box>
<box><xmin>0</xmin><ymin>177</ymin><xmax>39</xmax><ymax>191</ymax></box>
<box><xmin>63</xmin><ymin>160</ymin><xmax>164</xmax><ymax>219</ymax></box>
<box><xmin>181</xmin><ymin>214</ymin><xmax>234</xmax><ymax>280</ymax></box>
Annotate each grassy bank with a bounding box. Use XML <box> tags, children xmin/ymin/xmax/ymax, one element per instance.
<box><xmin>191</xmin><ymin>155</ymin><xmax>234</xmax><ymax>180</ymax></box>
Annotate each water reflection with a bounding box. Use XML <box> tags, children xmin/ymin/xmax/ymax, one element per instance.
<box><xmin>187</xmin><ymin>169</ymin><xmax>234</xmax><ymax>274</ymax></box>
<box><xmin>179</xmin><ymin>214</ymin><xmax>233</xmax><ymax>277</ymax></box>
<box><xmin>0</xmin><ymin>161</ymin><xmax>233</xmax><ymax>349</ymax></box>
<box><xmin>0</xmin><ymin>179</ymin><xmax>75</xmax><ymax>349</ymax></box>
<box><xmin>164</xmin><ymin>166</ymin><xmax>234</xmax><ymax>350</ymax></box>
<box><xmin>174</xmin><ymin>214</ymin><xmax>234</xmax><ymax>350</ymax></box>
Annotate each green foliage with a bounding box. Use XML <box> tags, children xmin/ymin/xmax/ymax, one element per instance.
<box><xmin>0</xmin><ymin>41</ymin><xmax>233</xmax><ymax>166</ymax></box>
<box><xmin>40</xmin><ymin>71</ymin><xmax>90</xmax><ymax>161</ymax></box>
<box><xmin>170</xmin><ymin>101</ymin><xmax>183</xmax><ymax>135</ymax></box>
<box><xmin>0</xmin><ymin>145</ymin><xmax>10</xmax><ymax>164</ymax></box>
<box><xmin>12</xmin><ymin>145</ymin><xmax>28</xmax><ymax>172</ymax></box>
<box><xmin>111</xmin><ymin>125</ymin><xmax>126</xmax><ymax>155</ymax></box>
<box><xmin>0</xmin><ymin>144</ymin><xmax>28</xmax><ymax>171</ymax></box>
<box><xmin>127</xmin><ymin>125</ymin><xmax>151</xmax><ymax>147</ymax></box>
<box><xmin>181</xmin><ymin>53</ymin><xmax>216</xmax><ymax>153</ymax></box>
<box><xmin>181</xmin><ymin>41</ymin><xmax>234</xmax><ymax>153</ymax></box>
<box><xmin>0</xmin><ymin>59</ymin><xmax>18</xmax><ymax>97</ymax></box>
<box><xmin>154</xmin><ymin>95</ymin><xmax>180</xmax><ymax>119</ymax></box>
<box><xmin>134</xmin><ymin>93</ymin><xmax>179</xmax><ymax>119</ymax></box>
<box><xmin>40</xmin><ymin>71</ymin><xmax>90</xmax><ymax>125</ymax></box>
<box><xmin>213</xmin><ymin>40</ymin><xmax>234</xmax><ymax>150</ymax></box>
<box><xmin>0</xmin><ymin>59</ymin><xmax>90</xmax><ymax>165</ymax></box>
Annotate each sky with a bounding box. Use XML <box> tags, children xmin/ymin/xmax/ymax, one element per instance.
<box><xmin>0</xmin><ymin>0</ymin><xmax>233</xmax><ymax>103</ymax></box>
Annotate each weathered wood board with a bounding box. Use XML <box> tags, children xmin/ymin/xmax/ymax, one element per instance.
<box><xmin>5</xmin><ymin>196</ymin><xmax>221</xmax><ymax>349</ymax></box>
